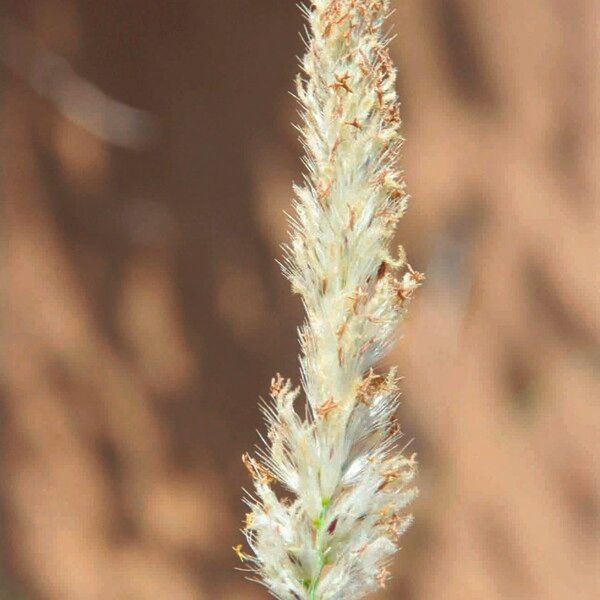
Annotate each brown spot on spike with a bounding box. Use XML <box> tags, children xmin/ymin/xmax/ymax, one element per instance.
<box><xmin>233</xmin><ymin>544</ymin><xmax>249</xmax><ymax>562</ymax></box>
<box><xmin>316</xmin><ymin>180</ymin><xmax>331</xmax><ymax>205</ymax></box>
<box><xmin>330</xmin><ymin>71</ymin><xmax>353</xmax><ymax>93</ymax></box>
<box><xmin>389</xmin><ymin>415</ymin><xmax>401</xmax><ymax>436</ymax></box>
<box><xmin>348</xmin><ymin>206</ymin><xmax>356</xmax><ymax>230</ymax></box>
<box><xmin>327</xmin><ymin>518</ymin><xmax>338</xmax><ymax>534</ymax></box>
<box><xmin>349</xmin><ymin>286</ymin><xmax>367</xmax><ymax>314</ymax></box>
<box><xmin>375</xmin><ymin>208</ymin><xmax>401</xmax><ymax>227</ymax></box>
<box><xmin>389</xmin><ymin>185</ymin><xmax>404</xmax><ymax>200</ymax></box>
<box><xmin>270</xmin><ymin>373</ymin><xmax>285</xmax><ymax>397</ymax></box>
<box><xmin>354</xmin><ymin>541</ymin><xmax>368</xmax><ymax>554</ymax></box>
<box><xmin>344</xmin><ymin>118</ymin><xmax>362</xmax><ymax>130</ymax></box>
<box><xmin>357</xmin><ymin>368</ymin><xmax>386</xmax><ymax>406</ymax></box>
<box><xmin>328</xmin><ymin>138</ymin><xmax>341</xmax><ymax>161</ymax></box>
<box><xmin>407</xmin><ymin>263</ymin><xmax>426</xmax><ymax>283</ymax></box>
<box><xmin>384</xmin><ymin>104</ymin><xmax>401</xmax><ymax>125</ymax></box>
<box><xmin>242</xmin><ymin>453</ymin><xmax>275</xmax><ymax>484</ymax></box>
<box><xmin>316</xmin><ymin>396</ymin><xmax>339</xmax><ymax>418</ymax></box>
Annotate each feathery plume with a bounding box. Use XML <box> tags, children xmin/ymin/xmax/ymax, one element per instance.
<box><xmin>240</xmin><ymin>2</ymin><xmax>422</xmax><ymax>598</ymax></box>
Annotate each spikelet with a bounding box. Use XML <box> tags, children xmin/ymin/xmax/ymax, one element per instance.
<box><xmin>240</xmin><ymin>2</ymin><xmax>422</xmax><ymax>598</ymax></box>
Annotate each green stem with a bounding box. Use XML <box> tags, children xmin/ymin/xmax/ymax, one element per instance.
<box><xmin>308</xmin><ymin>499</ymin><xmax>330</xmax><ymax>600</ymax></box>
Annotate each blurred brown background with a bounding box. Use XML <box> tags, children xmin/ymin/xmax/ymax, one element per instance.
<box><xmin>1</xmin><ymin>1</ymin><xmax>599</xmax><ymax>599</ymax></box>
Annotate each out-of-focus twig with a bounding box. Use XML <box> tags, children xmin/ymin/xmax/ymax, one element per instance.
<box><xmin>0</xmin><ymin>16</ymin><xmax>158</xmax><ymax>150</ymax></box>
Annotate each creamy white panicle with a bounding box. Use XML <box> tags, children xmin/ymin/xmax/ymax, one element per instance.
<box><xmin>238</xmin><ymin>1</ymin><xmax>423</xmax><ymax>598</ymax></box>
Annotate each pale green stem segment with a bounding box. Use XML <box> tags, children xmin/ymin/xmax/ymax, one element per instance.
<box><xmin>308</xmin><ymin>498</ymin><xmax>330</xmax><ymax>600</ymax></box>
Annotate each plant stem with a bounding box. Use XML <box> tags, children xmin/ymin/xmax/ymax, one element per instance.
<box><xmin>308</xmin><ymin>501</ymin><xmax>330</xmax><ymax>599</ymax></box>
